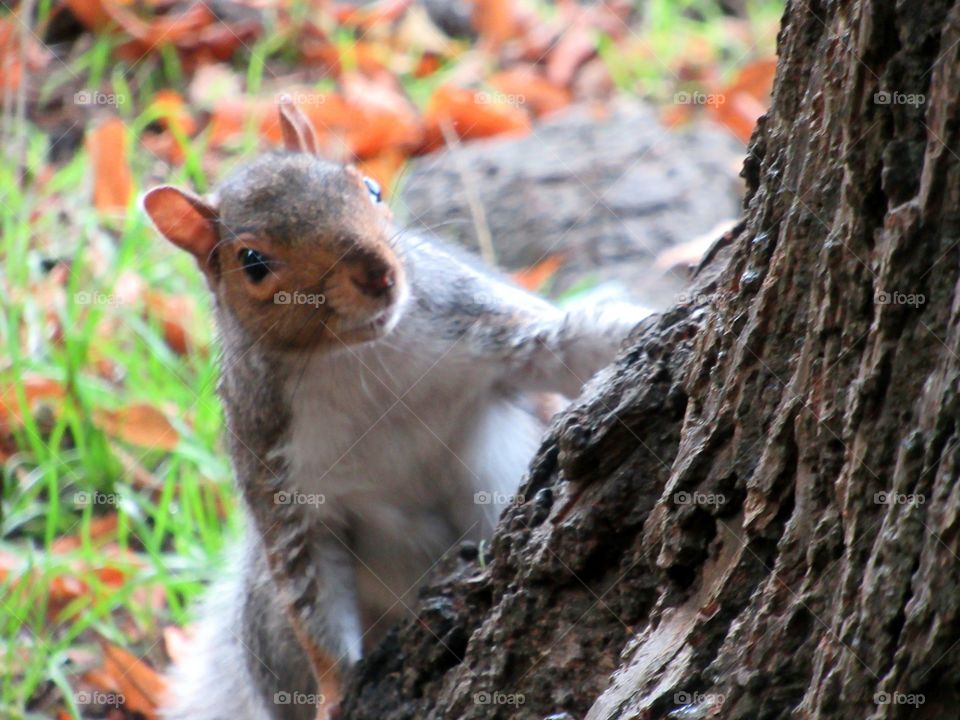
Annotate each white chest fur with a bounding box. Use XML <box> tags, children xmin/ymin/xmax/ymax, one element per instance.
<box><xmin>276</xmin><ymin>327</ymin><xmax>542</xmax><ymax>620</ymax></box>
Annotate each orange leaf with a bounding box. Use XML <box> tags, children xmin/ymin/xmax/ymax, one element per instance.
<box><xmin>0</xmin><ymin>376</ymin><xmax>65</xmax><ymax>426</ymax></box>
<box><xmin>87</xmin><ymin>118</ymin><xmax>133</xmax><ymax>214</ymax></box>
<box><xmin>52</xmin><ymin>515</ymin><xmax>119</xmax><ymax>554</ymax></box>
<box><xmin>421</xmin><ymin>85</ymin><xmax>530</xmax><ymax>153</ymax></box>
<box><xmin>473</xmin><ymin>0</ymin><xmax>516</xmax><ymax>49</ymax></box>
<box><xmin>512</xmin><ymin>254</ymin><xmax>565</xmax><ymax>291</ymax></box>
<box><xmin>340</xmin><ymin>74</ymin><xmax>423</xmax><ymax>158</ymax></box>
<box><xmin>144</xmin><ymin>290</ymin><xmax>198</xmax><ymax>355</ymax></box>
<box><xmin>100</xmin><ymin>643</ymin><xmax>168</xmax><ymax>720</ymax></box>
<box><xmin>547</xmin><ymin>26</ymin><xmax>597</xmax><ymax>88</ymax></box>
<box><xmin>148</xmin><ymin>89</ymin><xmax>197</xmax><ymax>136</ymax></box>
<box><xmin>94</xmin><ymin>403</ymin><xmax>178</xmax><ymax>451</ymax></box>
<box><xmin>708</xmin><ymin>58</ymin><xmax>776</xmax><ymax>142</ymax></box>
<box><xmin>489</xmin><ymin>67</ymin><xmax>571</xmax><ymax>117</ymax></box>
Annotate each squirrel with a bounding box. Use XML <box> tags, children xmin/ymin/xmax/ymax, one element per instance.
<box><xmin>143</xmin><ymin>100</ymin><xmax>647</xmax><ymax>720</ymax></box>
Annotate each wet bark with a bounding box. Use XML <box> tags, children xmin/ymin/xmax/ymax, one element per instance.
<box><xmin>341</xmin><ymin>1</ymin><xmax>960</xmax><ymax>718</ymax></box>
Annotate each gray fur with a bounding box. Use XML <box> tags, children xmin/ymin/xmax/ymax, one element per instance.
<box><xmin>162</xmin><ymin>159</ymin><xmax>648</xmax><ymax>720</ymax></box>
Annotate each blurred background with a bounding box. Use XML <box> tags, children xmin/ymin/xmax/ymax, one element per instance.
<box><xmin>0</xmin><ymin>0</ymin><xmax>781</xmax><ymax>717</ymax></box>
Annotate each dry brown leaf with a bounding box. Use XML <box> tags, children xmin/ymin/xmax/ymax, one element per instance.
<box><xmin>512</xmin><ymin>254</ymin><xmax>565</xmax><ymax>291</ymax></box>
<box><xmin>489</xmin><ymin>67</ymin><xmax>571</xmax><ymax>117</ymax></box>
<box><xmin>421</xmin><ymin>85</ymin><xmax>530</xmax><ymax>153</ymax></box>
<box><xmin>94</xmin><ymin>403</ymin><xmax>178</xmax><ymax>451</ymax></box>
<box><xmin>144</xmin><ymin>289</ymin><xmax>198</xmax><ymax>355</ymax></box>
<box><xmin>87</xmin><ymin>118</ymin><xmax>133</xmax><ymax>215</ymax></box>
<box><xmin>0</xmin><ymin>376</ymin><xmax>65</xmax><ymax>427</ymax></box>
<box><xmin>708</xmin><ymin>58</ymin><xmax>776</xmax><ymax>142</ymax></box>
<box><xmin>99</xmin><ymin>642</ymin><xmax>168</xmax><ymax>720</ymax></box>
<box><xmin>51</xmin><ymin>515</ymin><xmax>119</xmax><ymax>554</ymax></box>
<box><xmin>546</xmin><ymin>25</ymin><xmax>596</xmax><ymax>88</ymax></box>
<box><xmin>472</xmin><ymin>0</ymin><xmax>517</xmax><ymax>49</ymax></box>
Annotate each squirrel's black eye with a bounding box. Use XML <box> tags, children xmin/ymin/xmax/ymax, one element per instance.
<box><xmin>238</xmin><ymin>248</ymin><xmax>270</xmax><ymax>283</ymax></box>
<box><xmin>363</xmin><ymin>176</ymin><xmax>382</xmax><ymax>204</ymax></box>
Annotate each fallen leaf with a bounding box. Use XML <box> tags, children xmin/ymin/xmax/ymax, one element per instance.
<box><xmin>512</xmin><ymin>254</ymin><xmax>565</xmax><ymax>291</ymax></box>
<box><xmin>144</xmin><ymin>289</ymin><xmax>198</xmax><ymax>355</ymax></box>
<box><xmin>421</xmin><ymin>85</ymin><xmax>530</xmax><ymax>153</ymax></box>
<box><xmin>99</xmin><ymin>642</ymin><xmax>168</xmax><ymax>720</ymax></box>
<box><xmin>51</xmin><ymin>515</ymin><xmax>119</xmax><ymax>554</ymax></box>
<box><xmin>0</xmin><ymin>376</ymin><xmax>65</xmax><ymax>427</ymax></box>
<box><xmin>87</xmin><ymin>118</ymin><xmax>133</xmax><ymax>215</ymax></box>
<box><xmin>94</xmin><ymin>403</ymin><xmax>178</xmax><ymax>451</ymax></box>
<box><xmin>708</xmin><ymin>58</ymin><xmax>776</xmax><ymax>142</ymax></box>
<box><xmin>547</xmin><ymin>25</ymin><xmax>596</xmax><ymax>88</ymax></box>
<box><xmin>473</xmin><ymin>0</ymin><xmax>516</xmax><ymax>49</ymax></box>
<box><xmin>489</xmin><ymin>66</ymin><xmax>571</xmax><ymax>117</ymax></box>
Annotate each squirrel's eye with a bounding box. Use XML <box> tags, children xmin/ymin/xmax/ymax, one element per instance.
<box><xmin>238</xmin><ymin>248</ymin><xmax>270</xmax><ymax>283</ymax></box>
<box><xmin>363</xmin><ymin>176</ymin><xmax>382</xmax><ymax>204</ymax></box>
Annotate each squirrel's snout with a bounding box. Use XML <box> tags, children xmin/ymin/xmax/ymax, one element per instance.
<box><xmin>352</xmin><ymin>266</ymin><xmax>396</xmax><ymax>299</ymax></box>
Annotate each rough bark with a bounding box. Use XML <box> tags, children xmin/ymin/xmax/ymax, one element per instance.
<box><xmin>341</xmin><ymin>1</ymin><xmax>960</xmax><ymax>718</ymax></box>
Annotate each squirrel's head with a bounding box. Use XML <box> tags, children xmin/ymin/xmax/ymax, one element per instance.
<box><xmin>143</xmin><ymin>100</ymin><xmax>406</xmax><ymax>352</ymax></box>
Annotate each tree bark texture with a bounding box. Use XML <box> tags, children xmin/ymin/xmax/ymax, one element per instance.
<box><xmin>341</xmin><ymin>1</ymin><xmax>960</xmax><ymax>718</ymax></box>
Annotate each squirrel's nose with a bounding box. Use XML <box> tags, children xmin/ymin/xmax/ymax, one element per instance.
<box><xmin>352</xmin><ymin>266</ymin><xmax>395</xmax><ymax>299</ymax></box>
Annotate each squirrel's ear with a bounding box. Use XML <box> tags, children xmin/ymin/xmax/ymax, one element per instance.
<box><xmin>278</xmin><ymin>96</ymin><xmax>319</xmax><ymax>155</ymax></box>
<box><xmin>142</xmin><ymin>186</ymin><xmax>220</xmax><ymax>263</ymax></box>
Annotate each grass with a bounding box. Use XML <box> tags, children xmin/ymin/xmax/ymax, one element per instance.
<box><xmin>0</xmin><ymin>1</ymin><xmax>783</xmax><ymax>717</ymax></box>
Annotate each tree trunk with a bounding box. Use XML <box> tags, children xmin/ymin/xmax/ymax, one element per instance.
<box><xmin>341</xmin><ymin>1</ymin><xmax>960</xmax><ymax>718</ymax></box>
